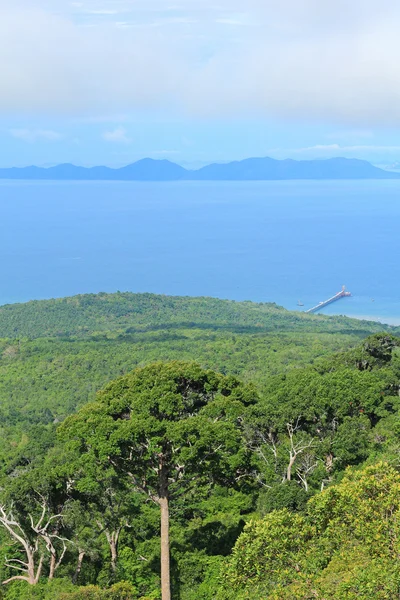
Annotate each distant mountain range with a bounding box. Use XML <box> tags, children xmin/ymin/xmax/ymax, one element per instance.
<box><xmin>1</xmin><ymin>157</ymin><xmax>399</xmax><ymax>181</ymax></box>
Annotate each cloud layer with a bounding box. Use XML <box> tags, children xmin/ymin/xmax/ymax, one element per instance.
<box><xmin>1</xmin><ymin>1</ymin><xmax>400</xmax><ymax>124</ymax></box>
<box><xmin>9</xmin><ymin>128</ymin><xmax>62</xmax><ymax>142</ymax></box>
<box><xmin>102</xmin><ymin>127</ymin><xmax>131</xmax><ymax>143</ymax></box>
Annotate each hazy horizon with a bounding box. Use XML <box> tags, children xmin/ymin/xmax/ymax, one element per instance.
<box><xmin>1</xmin><ymin>155</ymin><xmax>398</xmax><ymax>171</ymax></box>
<box><xmin>2</xmin><ymin>1</ymin><xmax>400</xmax><ymax>168</ymax></box>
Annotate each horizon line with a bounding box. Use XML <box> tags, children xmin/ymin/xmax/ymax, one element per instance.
<box><xmin>0</xmin><ymin>155</ymin><xmax>390</xmax><ymax>171</ymax></box>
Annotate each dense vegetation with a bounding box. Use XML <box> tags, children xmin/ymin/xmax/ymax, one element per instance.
<box><xmin>221</xmin><ymin>462</ymin><xmax>400</xmax><ymax>599</ymax></box>
<box><xmin>0</xmin><ymin>292</ymin><xmax>387</xmax><ymax>339</ymax></box>
<box><xmin>0</xmin><ymin>293</ymin><xmax>388</xmax><ymax>430</ymax></box>
<box><xmin>0</xmin><ymin>293</ymin><xmax>399</xmax><ymax>598</ymax></box>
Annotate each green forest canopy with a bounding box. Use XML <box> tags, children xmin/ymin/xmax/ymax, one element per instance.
<box><xmin>0</xmin><ymin>292</ymin><xmax>390</xmax><ymax>339</ymax></box>
<box><xmin>0</xmin><ymin>293</ymin><xmax>390</xmax><ymax>430</ymax></box>
<box><xmin>0</xmin><ymin>293</ymin><xmax>399</xmax><ymax>599</ymax></box>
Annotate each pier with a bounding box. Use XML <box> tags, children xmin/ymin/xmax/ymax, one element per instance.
<box><xmin>305</xmin><ymin>286</ymin><xmax>351</xmax><ymax>314</ymax></box>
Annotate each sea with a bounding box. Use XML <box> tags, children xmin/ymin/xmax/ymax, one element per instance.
<box><xmin>1</xmin><ymin>179</ymin><xmax>400</xmax><ymax>324</ymax></box>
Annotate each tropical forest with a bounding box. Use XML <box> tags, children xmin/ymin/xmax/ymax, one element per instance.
<box><xmin>0</xmin><ymin>292</ymin><xmax>399</xmax><ymax>599</ymax></box>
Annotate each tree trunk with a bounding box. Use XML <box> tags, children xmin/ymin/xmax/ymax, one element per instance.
<box><xmin>110</xmin><ymin>536</ymin><xmax>118</xmax><ymax>574</ymax></box>
<box><xmin>287</xmin><ymin>454</ymin><xmax>296</xmax><ymax>481</ymax></box>
<box><xmin>2</xmin><ymin>545</ymin><xmax>42</xmax><ymax>585</ymax></box>
<box><xmin>49</xmin><ymin>553</ymin><xmax>56</xmax><ymax>579</ymax></box>
<box><xmin>159</xmin><ymin>495</ymin><xmax>171</xmax><ymax>600</ymax></box>
<box><xmin>27</xmin><ymin>553</ymin><xmax>37</xmax><ymax>585</ymax></box>
<box><xmin>73</xmin><ymin>550</ymin><xmax>85</xmax><ymax>585</ymax></box>
<box><xmin>36</xmin><ymin>555</ymin><xmax>44</xmax><ymax>584</ymax></box>
<box><xmin>159</xmin><ymin>462</ymin><xmax>171</xmax><ymax>600</ymax></box>
<box><xmin>105</xmin><ymin>529</ymin><xmax>120</xmax><ymax>574</ymax></box>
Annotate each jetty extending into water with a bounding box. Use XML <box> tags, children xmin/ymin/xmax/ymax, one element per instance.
<box><xmin>305</xmin><ymin>286</ymin><xmax>351</xmax><ymax>314</ymax></box>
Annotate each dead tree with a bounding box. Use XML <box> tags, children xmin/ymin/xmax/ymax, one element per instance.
<box><xmin>244</xmin><ymin>425</ymin><xmax>280</xmax><ymax>487</ymax></box>
<box><xmin>296</xmin><ymin>452</ymin><xmax>318</xmax><ymax>492</ymax></box>
<box><xmin>0</xmin><ymin>499</ymin><xmax>68</xmax><ymax>585</ymax></box>
<box><xmin>96</xmin><ymin>521</ymin><xmax>122</xmax><ymax>574</ymax></box>
<box><xmin>286</xmin><ymin>419</ymin><xmax>316</xmax><ymax>484</ymax></box>
<box><xmin>0</xmin><ymin>505</ymin><xmax>43</xmax><ymax>585</ymax></box>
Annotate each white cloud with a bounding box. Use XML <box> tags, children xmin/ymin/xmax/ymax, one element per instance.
<box><xmin>102</xmin><ymin>127</ymin><xmax>131</xmax><ymax>143</ymax></box>
<box><xmin>2</xmin><ymin>1</ymin><xmax>400</xmax><ymax>125</ymax></box>
<box><xmin>9</xmin><ymin>129</ymin><xmax>63</xmax><ymax>142</ymax></box>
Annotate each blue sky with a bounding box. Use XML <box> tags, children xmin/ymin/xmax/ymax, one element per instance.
<box><xmin>1</xmin><ymin>0</ymin><xmax>400</xmax><ymax>167</ymax></box>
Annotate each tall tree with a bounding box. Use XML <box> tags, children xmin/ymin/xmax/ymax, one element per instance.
<box><xmin>59</xmin><ymin>361</ymin><xmax>257</xmax><ymax>600</ymax></box>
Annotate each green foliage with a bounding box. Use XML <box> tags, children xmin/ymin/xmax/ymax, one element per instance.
<box><xmin>0</xmin><ymin>294</ymin><xmax>399</xmax><ymax>599</ymax></box>
<box><xmin>0</xmin><ymin>330</ymin><xmax>375</xmax><ymax>430</ymax></box>
<box><xmin>3</xmin><ymin>579</ymin><xmax>75</xmax><ymax>600</ymax></box>
<box><xmin>3</xmin><ymin>580</ymin><xmax>137</xmax><ymax>600</ymax></box>
<box><xmin>222</xmin><ymin>463</ymin><xmax>400</xmax><ymax>599</ymax></box>
<box><xmin>58</xmin><ymin>582</ymin><xmax>138</xmax><ymax>600</ymax></box>
<box><xmin>220</xmin><ymin>509</ymin><xmax>313</xmax><ymax>596</ymax></box>
<box><xmin>0</xmin><ymin>295</ymin><xmax>388</xmax><ymax>444</ymax></box>
<box><xmin>59</xmin><ymin>361</ymin><xmax>257</xmax><ymax>496</ymax></box>
<box><xmin>332</xmin><ymin>415</ymin><xmax>371</xmax><ymax>466</ymax></box>
<box><xmin>58</xmin><ymin>362</ymin><xmax>258</xmax><ymax>599</ymax></box>
<box><xmin>0</xmin><ymin>292</ymin><xmax>388</xmax><ymax>340</ymax></box>
<box><xmin>257</xmin><ymin>481</ymin><xmax>309</xmax><ymax>515</ymax></box>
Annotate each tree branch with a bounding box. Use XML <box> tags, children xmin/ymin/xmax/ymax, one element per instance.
<box><xmin>2</xmin><ymin>575</ymin><xmax>31</xmax><ymax>584</ymax></box>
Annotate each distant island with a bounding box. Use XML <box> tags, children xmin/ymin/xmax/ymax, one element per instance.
<box><xmin>1</xmin><ymin>156</ymin><xmax>400</xmax><ymax>181</ymax></box>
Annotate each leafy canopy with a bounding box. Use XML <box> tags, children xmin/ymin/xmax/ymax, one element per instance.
<box><xmin>59</xmin><ymin>361</ymin><xmax>258</xmax><ymax>501</ymax></box>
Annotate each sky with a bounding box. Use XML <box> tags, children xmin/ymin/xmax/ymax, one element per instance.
<box><xmin>1</xmin><ymin>0</ymin><xmax>400</xmax><ymax>167</ymax></box>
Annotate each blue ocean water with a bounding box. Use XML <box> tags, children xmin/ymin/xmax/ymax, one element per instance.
<box><xmin>0</xmin><ymin>179</ymin><xmax>399</xmax><ymax>323</ymax></box>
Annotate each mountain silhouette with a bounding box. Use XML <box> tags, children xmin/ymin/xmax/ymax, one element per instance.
<box><xmin>0</xmin><ymin>157</ymin><xmax>398</xmax><ymax>181</ymax></box>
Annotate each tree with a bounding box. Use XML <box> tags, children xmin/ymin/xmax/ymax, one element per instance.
<box><xmin>59</xmin><ymin>361</ymin><xmax>257</xmax><ymax>600</ymax></box>
<box><xmin>0</xmin><ymin>439</ymin><xmax>76</xmax><ymax>587</ymax></box>
<box><xmin>62</xmin><ymin>465</ymin><xmax>141</xmax><ymax>579</ymax></box>
<box><xmin>0</xmin><ymin>496</ymin><xmax>67</xmax><ymax>585</ymax></box>
<box><xmin>219</xmin><ymin>508</ymin><xmax>312</xmax><ymax>598</ymax></box>
<box><xmin>220</xmin><ymin>462</ymin><xmax>400</xmax><ymax>600</ymax></box>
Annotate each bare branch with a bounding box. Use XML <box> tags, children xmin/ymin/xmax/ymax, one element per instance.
<box><xmin>2</xmin><ymin>575</ymin><xmax>31</xmax><ymax>584</ymax></box>
<box><xmin>33</xmin><ymin>499</ymin><xmax>47</xmax><ymax>531</ymax></box>
<box><xmin>0</xmin><ymin>500</ymin><xmax>68</xmax><ymax>585</ymax></box>
<box><xmin>54</xmin><ymin>539</ymin><xmax>67</xmax><ymax>573</ymax></box>
<box><xmin>285</xmin><ymin>420</ymin><xmax>316</xmax><ymax>482</ymax></box>
<box><xmin>0</xmin><ymin>506</ymin><xmax>32</xmax><ymax>553</ymax></box>
<box><xmin>4</xmin><ymin>564</ymin><xmax>28</xmax><ymax>574</ymax></box>
<box><xmin>5</xmin><ymin>558</ymin><xmax>29</xmax><ymax>567</ymax></box>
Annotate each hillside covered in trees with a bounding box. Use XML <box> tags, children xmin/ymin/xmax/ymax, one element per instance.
<box><xmin>0</xmin><ymin>293</ymin><xmax>399</xmax><ymax>599</ymax></box>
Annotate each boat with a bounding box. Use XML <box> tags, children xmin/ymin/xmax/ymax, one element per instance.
<box><xmin>297</xmin><ymin>300</ymin><xmax>304</xmax><ymax>307</ymax></box>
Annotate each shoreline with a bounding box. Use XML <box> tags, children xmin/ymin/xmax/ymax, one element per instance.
<box><xmin>348</xmin><ymin>314</ymin><xmax>400</xmax><ymax>327</ymax></box>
